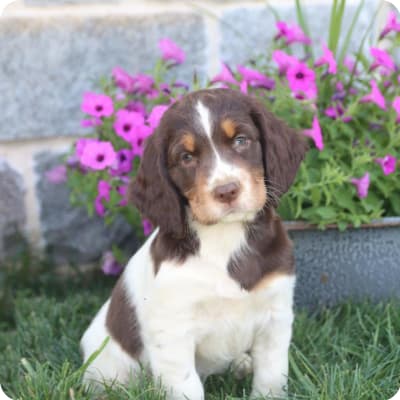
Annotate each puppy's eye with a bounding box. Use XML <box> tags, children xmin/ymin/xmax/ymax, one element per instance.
<box><xmin>233</xmin><ymin>135</ymin><xmax>250</xmax><ymax>148</ymax></box>
<box><xmin>180</xmin><ymin>152</ymin><xmax>194</xmax><ymax>165</ymax></box>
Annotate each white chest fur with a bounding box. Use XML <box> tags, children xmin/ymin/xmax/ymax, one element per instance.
<box><xmin>128</xmin><ymin>222</ymin><xmax>295</xmax><ymax>380</ymax></box>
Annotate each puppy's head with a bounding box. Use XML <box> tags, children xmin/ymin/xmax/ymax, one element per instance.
<box><xmin>130</xmin><ymin>89</ymin><xmax>307</xmax><ymax>237</ymax></box>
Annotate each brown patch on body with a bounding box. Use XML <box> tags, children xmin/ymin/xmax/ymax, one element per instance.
<box><xmin>181</xmin><ymin>133</ymin><xmax>195</xmax><ymax>152</ymax></box>
<box><xmin>221</xmin><ymin>118</ymin><xmax>236</xmax><ymax>138</ymax></box>
<box><xmin>106</xmin><ymin>278</ymin><xmax>143</xmax><ymax>358</ymax></box>
<box><xmin>228</xmin><ymin>208</ymin><xmax>295</xmax><ymax>291</ymax></box>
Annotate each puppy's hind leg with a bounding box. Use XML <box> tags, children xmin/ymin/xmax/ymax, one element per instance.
<box><xmin>82</xmin><ymin>337</ymin><xmax>141</xmax><ymax>389</ymax></box>
<box><xmin>80</xmin><ymin>301</ymin><xmax>141</xmax><ymax>389</ymax></box>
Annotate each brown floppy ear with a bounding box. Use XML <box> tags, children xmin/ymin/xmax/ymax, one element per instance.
<box><xmin>129</xmin><ymin>132</ymin><xmax>187</xmax><ymax>238</ymax></box>
<box><xmin>249</xmin><ymin>97</ymin><xmax>308</xmax><ymax>204</ymax></box>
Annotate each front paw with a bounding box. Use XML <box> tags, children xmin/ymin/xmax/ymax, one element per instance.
<box><xmin>164</xmin><ymin>373</ymin><xmax>204</xmax><ymax>400</ymax></box>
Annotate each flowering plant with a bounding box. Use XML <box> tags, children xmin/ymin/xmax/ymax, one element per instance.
<box><xmin>243</xmin><ymin>3</ymin><xmax>400</xmax><ymax>230</ymax></box>
<box><xmin>54</xmin><ymin>2</ymin><xmax>399</xmax><ymax>272</ymax></box>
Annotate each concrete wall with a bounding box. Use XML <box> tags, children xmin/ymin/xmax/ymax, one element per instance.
<box><xmin>0</xmin><ymin>0</ymin><xmax>385</xmax><ymax>263</ymax></box>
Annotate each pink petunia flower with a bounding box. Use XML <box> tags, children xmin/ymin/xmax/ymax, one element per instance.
<box><xmin>383</xmin><ymin>80</ymin><xmax>392</xmax><ymax>88</ymax></box>
<box><xmin>392</xmin><ymin>96</ymin><xmax>400</xmax><ymax>123</ymax></box>
<box><xmin>115</xmin><ymin>92</ymin><xmax>126</xmax><ymax>101</ymax></box>
<box><xmin>275</xmin><ymin>21</ymin><xmax>311</xmax><ymax>45</ymax></box>
<box><xmin>126</xmin><ymin>101</ymin><xmax>146</xmax><ymax>116</ymax></box>
<box><xmin>131</xmin><ymin>125</ymin><xmax>153</xmax><ymax>157</ymax></box>
<box><xmin>379</xmin><ymin>10</ymin><xmax>400</xmax><ymax>39</ymax></box>
<box><xmin>142</xmin><ymin>219</ymin><xmax>153</xmax><ymax>236</ymax></box>
<box><xmin>325</xmin><ymin>106</ymin><xmax>337</xmax><ymax>119</ymax></box>
<box><xmin>159</xmin><ymin>38</ymin><xmax>186</xmax><ymax>65</ymax></box>
<box><xmin>112</xmin><ymin>66</ymin><xmax>135</xmax><ymax>92</ymax></box>
<box><xmin>159</xmin><ymin>83</ymin><xmax>171</xmax><ymax>95</ymax></box>
<box><xmin>173</xmin><ymin>81</ymin><xmax>190</xmax><ymax>91</ymax></box>
<box><xmin>211</xmin><ymin>63</ymin><xmax>238</xmax><ymax>85</ymax></box>
<box><xmin>303</xmin><ymin>116</ymin><xmax>324</xmax><ymax>150</ymax></box>
<box><xmin>114</xmin><ymin>110</ymin><xmax>145</xmax><ymax>142</ymax></box>
<box><xmin>81</xmin><ymin>92</ymin><xmax>114</xmax><ymax>118</ymax></box>
<box><xmin>117</xmin><ymin>185</ymin><xmax>128</xmax><ymax>206</ymax></box>
<box><xmin>240</xmin><ymin>80</ymin><xmax>248</xmax><ymax>94</ymax></box>
<box><xmin>324</xmin><ymin>104</ymin><xmax>352</xmax><ymax>122</ymax></box>
<box><xmin>286</xmin><ymin>60</ymin><xmax>317</xmax><ymax>100</ymax></box>
<box><xmin>331</xmin><ymin>81</ymin><xmax>347</xmax><ymax>102</ymax></box>
<box><xmin>146</xmin><ymin>88</ymin><xmax>160</xmax><ymax>100</ymax></box>
<box><xmin>237</xmin><ymin>65</ymin><xmax>275</xmax><ymax>90</ymax></box>
<box><xmin>80</xmin><ymin>117</ymin><xmax>102</xmax><ymax>128</ymax></box>
<box><xmin>148</xmin><ymin>104</ymin><xmax>169</xmax><ymax>129</ymax></box>
<box><xmin>349</xmin><ymin>87</ymin><xmax>358</xmax><ymax>96</ymax></box>
<box><xmin>314</xmin><ymin>43</ymin><xmax>337</xmax><ymax>74</ymax></box>
<box><xmin>45</xmin><ymin>165</ymin><xmax>67</xmax><ymax>184</ymax></box>
<box><xmin>336</xmin><ymin>82</ymin><xmax>344</xmax><ymax>92</ymax></box>
<box><xmin>360</xmin><ymin>80</ymin><xmax>386</xmax><ymax>110</ymax></box>
<box><xmin>272</xmin><ymin>50</ymin><xmax>298</xmax><ymax>74</ymax></box>
<box><xmin>95</xmin><ymin>180</ymin><xmax>112</xmax><ymax>216</ymax></box>
<box><xmin>370</xmin><ymin>47</ymin><xmax>396</xmax><ymax>74</ymax></box>
<box><xmin>133</xmin><ymin>73</ymin><xmax>155</xmax><ymax>95</ymax></box>
<box><xmin>375</xmin><ymin>155</ymin><xmax>397</xmax><ymax>175</ymax></box>
<box><xmin>343</xmin><ymin>56</ymin><xmax>359</xmax><ymax>75</ymax></box>
<box><xmin>101</xmin><ymin>251</ymin><xmax>123</xmax><ymax>276</ymax></box>
<box><xmin>80</xmin><ymin>141</ymin><xmax>117</xmax><ymax>171</ymax></box>
<box><xmin>111</xmin><ymin>149</ymin><xmax>134</xmax><ymax>176</ymax></box>
<box><xmin>75</xmin><ymin>138</ymin><xmax>99</xmax><ymax>158</ymax></box>
<box><xmin>350</xmin><ymin>172</ymin><xmax>370</xmax><ymax>199</ymax></box>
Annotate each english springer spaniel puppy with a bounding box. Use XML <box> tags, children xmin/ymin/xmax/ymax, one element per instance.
<box><xmin>81</xmin><ymin>88</ymin><xmax>308</xmax><ymax>400</ymax></box>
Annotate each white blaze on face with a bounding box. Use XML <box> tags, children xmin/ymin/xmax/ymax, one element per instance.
<box><xmin>195</xmin><ymin>101</ymin><xmax>242</xmax><ymax>189</ymax></box>
<box><xmin>196</xmin><ymin>101</ymin><xmax>212</xmax><ymax>138</ymax></box>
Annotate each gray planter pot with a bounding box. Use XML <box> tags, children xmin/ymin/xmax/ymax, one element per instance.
<box><xmin>286</xmin><ymin>218</ymin><xmax>400</xmax><ymax>309</ymax></box>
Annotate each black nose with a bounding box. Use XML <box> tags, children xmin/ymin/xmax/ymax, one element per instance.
<box><xmin>213</xmin><ymin>182</ymin><xmax>240</xmax><ymax>203</ymax></box>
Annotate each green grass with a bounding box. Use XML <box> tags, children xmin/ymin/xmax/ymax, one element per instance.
<box><xmin>0</xmin><ymin>258</ymin><xmax>399</xmax><ymax>399</ymax></box>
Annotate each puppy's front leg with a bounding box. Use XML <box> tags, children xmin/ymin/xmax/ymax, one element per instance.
<box><xmin>250</xmin><ymin>311</ymin><xmax>293</xmax><ymax>399</ymax></box>
<box><xmin>148</xmin><ymin>334</ymin><xmax>204</xmax><ymax>400</ymax></box>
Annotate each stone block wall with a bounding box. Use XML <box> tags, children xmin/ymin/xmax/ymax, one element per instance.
<box><xmin>0</xmin><ymin>0</ymin><xmax>385</xmax><ymax>264</ymax></box>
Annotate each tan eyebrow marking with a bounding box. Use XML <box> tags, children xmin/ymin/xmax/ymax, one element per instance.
<box><xmin>221</xmin><ymin>118</ymin><xmax>236</xmax><ymax>138</ymax></box>
<box><xmin>181</xmin><ymin>133</ymin><xmax>195</xmax><ymax>152</ymax></box>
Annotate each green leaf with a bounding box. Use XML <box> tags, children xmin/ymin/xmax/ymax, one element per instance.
<box><xmin>338</xmin><ymin>0</ymin><xmax>365</xmax><ymax>63</ymax></box>
<box><xmin>278</xmin><ymin>196</ymin><xmax>295</xmax><ymax>220</ymax></box>
<box><xmin>337</xmin><ymin>220</ymin><xmax>348</xmax><ymax>231</ymax></box>
<box><xmin>334</xmin><ymin>187</ymin><xmax>356</xmax><ymax>213</ymax></box>
<box><xmin>311</xmin><ymin>187</ymin><xmax>322</xmax><ymax>206</ymax></box>
<box><xmin>328</xmin><ymin>0</ymin><xmax>346</xmax><ymax>56</ymax></box>
<box><xmin>301</xmin><ymin>207</ymin><xmax>319</xmax><ymax>221</ymax></box>
<box><xmin>375</xmin><ymin>179</ymin><xmax>390</xmax><ymax>198</ymax></box>
<box><xmin>315</xmin><ymin>206</ymin><xmax>337</xmax><ymax>220</ymax></box>
<box><xmin>295</xmin><ymin>0</ymin><xmax>313</xmax><ymax>57</ymax></box>
<box><xmin>362</xmin><ymin>191</ymin><xmax>383</xmax><ymax>213</ymax></box>
<box><xmin>112</xmin><ymin>245</ymin><xmax>129</xmax><ymax>265</ymax></box>
<box><xmin>389</xmin><ymin>193</ymin><xmax>400</xmax><ymax>215</ymax></box>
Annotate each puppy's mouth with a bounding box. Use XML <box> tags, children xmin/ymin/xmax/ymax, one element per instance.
<box><xmin>218</xmin><ymin>205</ymin><xmax>259</xmax><ymax>222</ymax></box>
<box><xmin>191</xmin><ymin>202</ymin><xmax>259</xmax><ymax>225</ymax></box>
<box><xmin>219</xmin><ymin>203</ymin><xmax>241</xmax><ymax>217</ymax></box>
